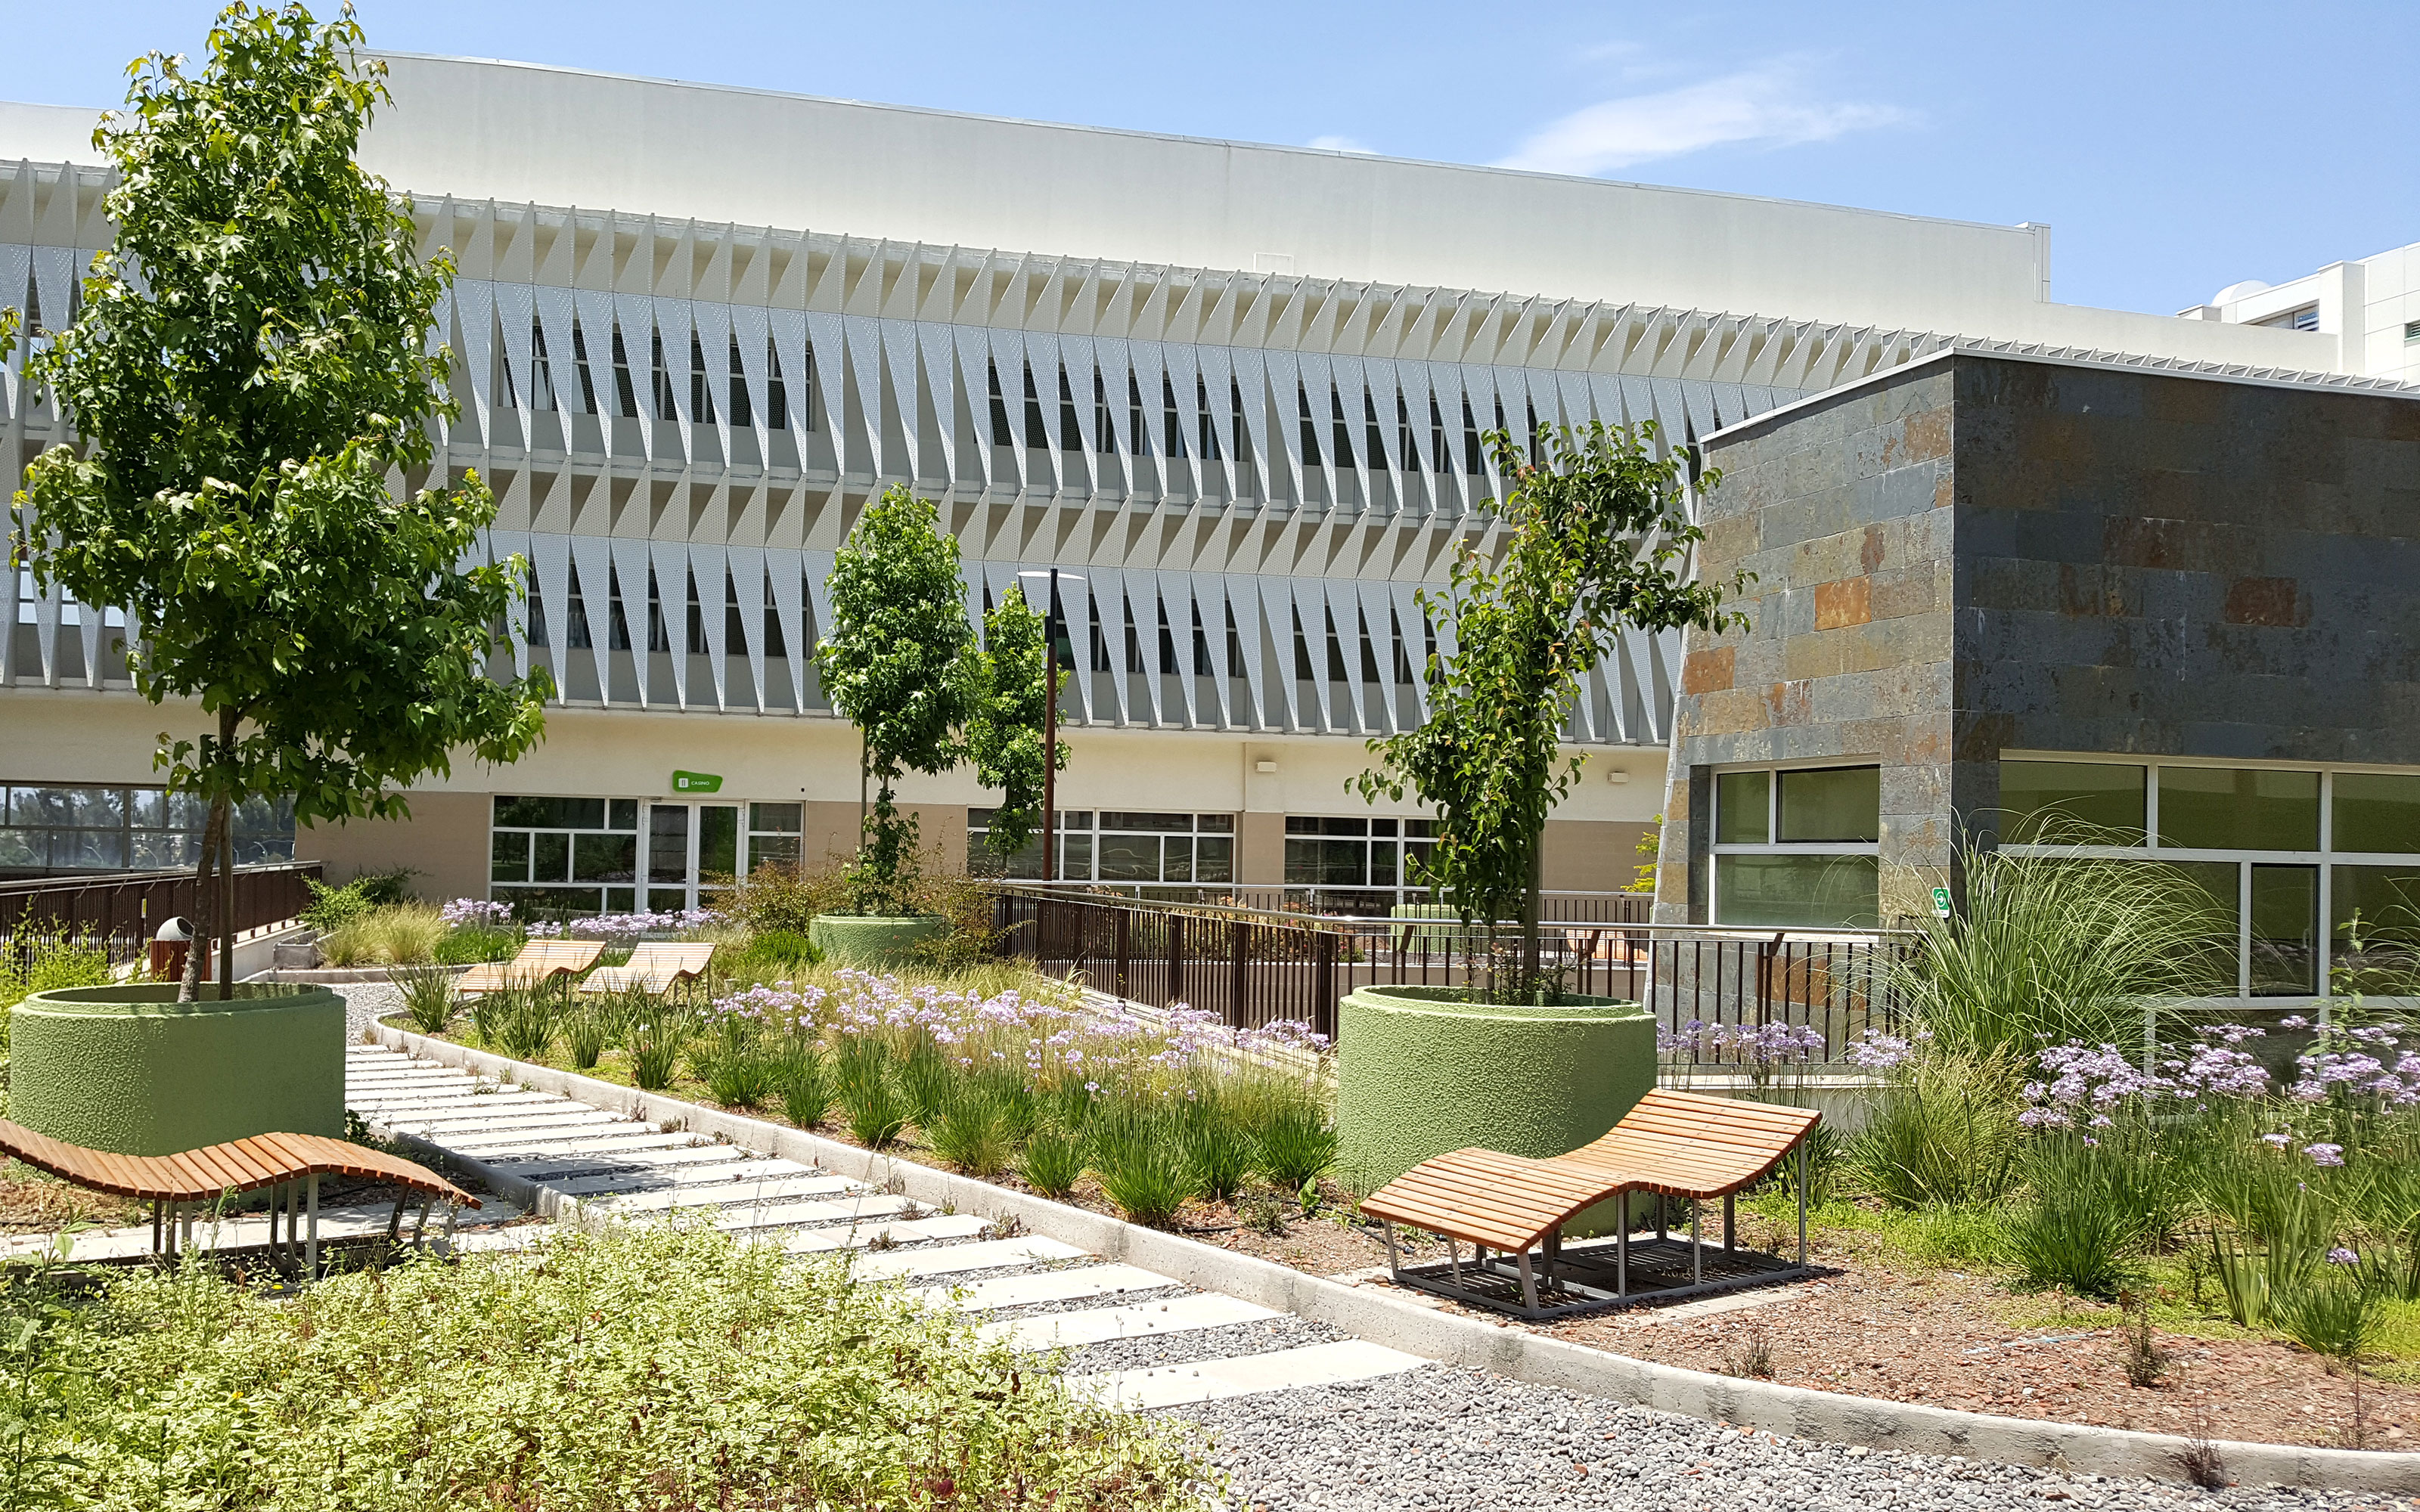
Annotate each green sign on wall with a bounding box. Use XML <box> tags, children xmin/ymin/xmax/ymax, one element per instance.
<box><xmin>672</xmin><ymin>770</ymin><xmax>724</xmax><ymax>794</ymax></box>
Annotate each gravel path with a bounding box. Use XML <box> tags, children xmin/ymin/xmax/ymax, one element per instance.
<box><xmin>1168</xmin><ymin>1365</ymin><xmax>2412</xmax><ymax>1512</ymax></box>
<box><xmin>334</xmin><ymin>982</ymin><xmax>400</xmax><ymax>1043</ymax></box>
<box><xmin>1058</xmin><ymin>1315</ymin><xmax>1348</xmax><ymax>1374</ymax></box>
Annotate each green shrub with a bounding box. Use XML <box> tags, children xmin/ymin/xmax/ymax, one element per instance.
<box><xmin>321</xmin><ymin>903</ymin><xmax>448</xmax><ymax>967</ymax></box>
<box><xmin>563</xmin><ymin>1005</ymin><xmax>610</xmax><ymax>1070</ymax></box>
<box><xmin>1851</xmin><ymin>1047</ymin><xmax>2022</xmax><ymax>1210</ymax></box>
<box><xmin>1179</xmin><ymin>1105</ymin><xmax>1255</xmax><ymax>1204</ymax></box>
<box><xmin>718</xmin><ymin>863</ymin><xmax>846</xmax><ymax>937</ymax></box>
<box><xmin>929</xmin><ymin>1090</ymin><xmax>1015</xmax><ymax>1179</ymax></box>
<box><xmin>895</xmin><ymin>1037</ymin><xmax>957</xmax><ymax>1131</ymax></box>
<box><xmin>777</xmin><ymin>1043</ymin><xmax>831</xmax><ymax>1128</ymax></box>
<box><xmin>626</xmin><ymin>1011</ymin><xmax>692</xmax><ymax>1092</ymax></box>
<box><xmin>8</xmin><ymin>1225</ymin><xmax>1205</xmax><ymax>1508</ymax></box>
<box><xmin>2007</xmin><ymin>1136</ymin><xmax>2155</xmax><ymax>1299</ymax></box>
<box><xmin>835</xmin><ymin>1040</ymin><xmax>909</xmax><ymax>1148</ymax></box>
<box><xmin>300</xmin><ymin>868</ymin><xmax>416</xmax><ymax>929</ymax></box>
<box><xmin>1250</xmin><ymin>1102</ymin><xmax>1339</xmax><ymax>1191</ymax></box>
<box><xmin>731</xmin><ymin>928</ymin><xmax>823</xmax><ymax>977</ymax></box>
<box><xmin>1091</xmin><ymin>1105</ymin><xmax>1199</xmax><ymax>1227</ymax></box>
<box><xmin>2275</xmin><ymin>1268</ymin><xmax>2384</xmax><ymax>1367</ymax></box>
<box><xmin>493</xmin><ymin>993</ymin><xmax>561</xmax><ymax>1062</ymax></box>
<box><xmin>467</xmin><ymin>990</ymin><xmax>511</xmax><ymax>1049</ymax></box>
<box><xmin>434</xmin><ymin>925</ymin><xmax>521</xmax><ymax>965</ymax></box>
<box><xmin>1016</xmin><ymin>1128</ymin><xmax>1085</xmax><ymax>1199</ymax></box>
<box><xmin>692</xmin><ymin>1021</ymin><xmax>780</xmax><ymax>1111</ymax></box>
<box><xmin>390</xmin><ymin>963</ymin><xmax>455</xmax><ymax>1036</ymax></box>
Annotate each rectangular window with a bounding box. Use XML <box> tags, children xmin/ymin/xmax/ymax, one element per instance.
<box><xmin>2335</xmin><ymin>863</ymin><xmax>2420</xmax><ymax>985</ymax></box>
<box><xmin>2332</xmin><ymin>772</ymin><xmax>2420</xmax><ymax>854</ymax></box>
<box><xmin>2000</xmin><ymin>760</ymin><xmax>2146</xmax><ymax>844</ymax></box>
<box><xmin>527</xmin><ymin>320</ymin><xmax>556</xmax><ymax>411</ymax></box>
<box><xmin>726</xmin><ymin>336</ymin><xmax>751</xmax><ymax>429</ymax></box>
<box><xmin>1023</xmin><ymin>364</ymin><xmax>1048</xmax><ymax>450</ymax></box>
<box><xmin>610</xmin><ymin>325</ymin><xmax>639</xmax><ymax>418</ymax></box>
<box><xmin>489</xmin><ymin>795</ymin><xmax>638</xmax><ymax>917</ymax></box>
<box><xmin>747</xmin><ymin>801</ymin><xmax>803</xmax><ymax>872</ymax></box>
<box><xmin>2250</xmin><ymin>863</ymin><xmax>2319</xmax><ymax>996</ymax></box>
<box><xmin>765</xmin><ymin>338</ymin><xmax>789</xmax><ymax>430</ymax></box>
<box><xmin>569</xmin><ymin>322</ymin><xmax>600</xmax><ymax>414</ymax></box>
<box><xmin>1709</xmin><ymin>764</ymin><xmax>1882</xmax><ymax>928</ymax></box>
<box><xmin>1298</xmin><ymin>385</ymin><xmax>1323</xmax><ymax>467</ymax></box>
<box><xmin>2158</xmin><ymin>767</ymin><xmax>2319</xmax><ymax>851</ymax></box>
<box><xmin>966</xmin><ymin>810</ymin><xmax>1233</xmax><ymax>885</ymax></box>
<box><xmin>988</xmin><ymin>363</ymin><xmax>1013</xmax><ymax>447</ymax></box>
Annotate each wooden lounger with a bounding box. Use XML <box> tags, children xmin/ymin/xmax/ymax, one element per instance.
<box><xmin>454</xmin><ymin>939</ymin><xmax>604</xmax><ymax>998</ymax></box>
<box><xmin>1360</xmin><ymin>1088</ymin><xmax>1821</xmax><ymax>1318</ymax></box>
<box><xmin>579</xmin><ymin>941</ymin><xmax>718</xmax><ymax>996</ymax></box>
<box><xmin>0</xmin><ymin>1117</ymin><xmax>479</xmax><ymax>1270</ymax></box>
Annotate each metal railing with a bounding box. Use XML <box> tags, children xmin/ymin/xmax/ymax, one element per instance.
<box><xmin>0</xmin><ymin>861</ymin><xmax>324</xmax><ymax>965</ymax></box>
<box><xmin>991</xmin><ymin>886</ymin><xmax>1910</xmax><ymax>1053</ymax></box>
<box><xmin>979</xmin><ymin>878</ymin><xmax>1655</xmax><ymax>924</ymax></box>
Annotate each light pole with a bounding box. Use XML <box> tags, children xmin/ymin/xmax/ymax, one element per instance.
<box><xmin>1016</xmin><ymin>569</ymin><xmax>1081</xmax><ymax>883</ymax></box>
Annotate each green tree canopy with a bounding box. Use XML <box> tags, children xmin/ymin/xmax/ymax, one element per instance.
<box><xmin>15</xmin><ymin>4</ymin><xmax>547</xmax><ymax>996</ymax></box>
<box><xmin>964</xmin><ymin>582</ymin><xmax>1066</xmax><ymax>863</ymax></box>
<box><xmin>1356</xmin><ymin>422</ymin><xmax>1750</xmax><ymax>996</ymax></box>
<box><xmin>818</xmin><ymin>483</ymin><xmax>976</xmax><ymax>911</ymax></box>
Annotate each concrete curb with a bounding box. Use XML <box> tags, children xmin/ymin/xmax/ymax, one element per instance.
<box><xmin>369</xmin><ymin>1024</ymin><xmax>2419</xmax><ymax>1495</ymax></box>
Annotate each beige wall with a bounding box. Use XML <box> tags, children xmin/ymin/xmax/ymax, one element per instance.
<box><xmin>296</xmin><ymin>792</ymin><xmax>490</xmax><ymax>902</ymax></box>
<box><xmin>1542</xmin><ymin>819</ymin><xmax>1654</xmax><ymax>893</ymax></box>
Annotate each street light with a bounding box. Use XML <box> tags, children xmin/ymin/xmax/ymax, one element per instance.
<box><xmin>1016</xmin><ymin>569</ymin><xmax>1083</xmax><ymax>883</ymax></box>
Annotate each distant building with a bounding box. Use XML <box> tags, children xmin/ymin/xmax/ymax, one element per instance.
<box><xmin>2182</xmin><ymin>240</ymin><xmax>2420</xmax><ymax>386</ymax></box>
<box><xmin>0</xmin><ymin>55</ymin><xmax>2366</xmax><ymax>916</ymax></box>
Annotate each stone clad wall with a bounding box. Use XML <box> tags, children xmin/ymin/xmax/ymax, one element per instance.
<box><xmin>1657</xmin><ymin>351</ymin><xmax>2420</xmax><ymax>927</ymax></box>
<box><xmin>1951</xmin><ymin>358</ymin><xmax>2420</xmax><ymax>807</ymax></box>
<box><xmin>1654</xmin><ymin>363</ymin><xmax>1961</xmax><ymax>923</ymax></box>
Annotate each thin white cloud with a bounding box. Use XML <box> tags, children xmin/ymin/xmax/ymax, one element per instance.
<box><xmin>1495</xmin><ymin>63</ymin><xmax>1910</xmax><ymax>176</ymax></box>
<box><xmin>1305</xmin><ymin>133</ymin><xmax>1376</xmax><ymax>154</ymax></box>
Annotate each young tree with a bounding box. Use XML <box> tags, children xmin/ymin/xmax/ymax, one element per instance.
<box><xmin>818</xmin><ymin>483</ymin><xmax>975</xmax><ymax>912</ymax></box>
<box><xmin>963</xmin><ymin>583</ymin><xmax>1066</xmax><ymax>869</ymax></box>
<box><xmin>16</xmin><ymin>5</ymin><xmax>548</xmax><ymax>999</ymax></box>
<box><xmin>1355</xmin><ymin>422</ymin><xmax>1751</xmax><ymax>998</ymax></box>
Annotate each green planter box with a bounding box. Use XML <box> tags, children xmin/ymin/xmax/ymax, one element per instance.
<box><xmin>1336</xmin><ymin>985</ymin><xmax>1655</xmax><ymax>1216</ymax></box>
<box><xmin>8</xmin><ymin>984</ymin><xmax>346</xmax><ymax>1156</ymax></box>
<box><xmin>808</xmin><ymin>914</ymin><xmax>947</xmax><ymax>969</ymax></box>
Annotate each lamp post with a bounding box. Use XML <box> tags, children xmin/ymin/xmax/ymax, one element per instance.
<box><xmin>1016</xmin><ymin>569</ymin><xmax>1081</xmax><ymax>883</ymax></box>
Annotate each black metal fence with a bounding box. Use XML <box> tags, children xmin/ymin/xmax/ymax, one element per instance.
<box><xmin>991</xmin><ymin>887</ymin><xmax>1909</xmax><ymax>1055</ymax></box>
<box><xmin>0</xmin><ymin>861</ymin><xmax>324</xmax><ymax>965</ymax></box>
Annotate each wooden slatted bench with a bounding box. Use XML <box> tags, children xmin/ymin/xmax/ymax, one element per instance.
<box><xmin>579</xmin><ymin>941</ymin><xmax>718</xmax><ymax>997</ymax></box>
<box><xmin>0</xmin><ymin>1118</ymin><xmax>479</xmax><ymax>1272</ymax></box>
<box><xmin>455</xmin><ymin>939</ymin><xmax>604</xmax><ymax>999</ymax></box>
<box><xmin>1360</xmin><ymin>1087</ymin><xmax>1822</xmax><ymax>1317</ymax></box>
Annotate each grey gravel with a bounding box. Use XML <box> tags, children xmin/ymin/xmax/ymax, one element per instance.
<box><xmin>976</xmin><ymin>1278</ymin><xmax>1191</xmax><ymax>1320</ymax></box>
<box><xmin>334</xmin><ymin>981</ymin><xmax>404</xmax><ymax>1042</ymax></box>
<box><xmin>1054</xmin><ymin>1315</ymin><xmax>1347</xmax><ymax>1375</ymax></box>
<box><xmin>1167</xmin><ymin>1364</ymin><xmax>2412</xmax><ymax>1512</ymax></box>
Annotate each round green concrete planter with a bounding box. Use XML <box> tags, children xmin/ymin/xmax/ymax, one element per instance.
<box><xmin>1336</xmin><ymin>985</ymin><xmax>1655</xmax><ymax>1228</ymax></box>
<box><xmin>7</xmin><ymin>983</ymin><xmax>346</xmax><ymax>1156</ymax></box>
<box><xmin>808</xmin><ymin>914</ymin><xmax>948</xmax><ymax>969</ymax></box>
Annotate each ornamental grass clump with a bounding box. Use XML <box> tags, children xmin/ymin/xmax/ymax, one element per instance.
<box><xmin>1016</xmin><ymin>1127</ymin><xmax>1087</xmax><ymax>1200</ymax></box>
<box><xmin>389</xmin><ymin>962</ymin><xmax>454</xmax><ymax>1036</ymax></box>
<box><xmin>624</xmin><ymin>1009</ymin><xmax>692</xmax><ymax>1092</ymax></box>
<box><xmin>930</xmin><ymin>1087</ymin><xmax>1016</xmax><ymax>1179</ymax></box>
<box><xmin>1090</xmin><ymin>1102</ymin><xmax>1200</xmax><ymax>1228</ymax></box>
<box><xmin>491</xmin><ymin>990</ymin><xmax>561</xmax><ymax>1063</ymax></box>
<box><xmin>8</xmin><ymin>1224</ymin><xmax>1211</xmax><ymax>1509</ymax></box>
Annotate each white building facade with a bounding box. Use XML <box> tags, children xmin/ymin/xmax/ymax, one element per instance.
<box><xmin>0</xmin><ymin>54</ymin><xmax>2352</xmax><ymax>913</ymax></box>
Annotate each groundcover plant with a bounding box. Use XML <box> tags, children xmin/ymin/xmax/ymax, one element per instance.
<box><xmin>3</xmin><ymin>1225</ymin><xmax>1214</xmax><ymax>1510</ymax></box>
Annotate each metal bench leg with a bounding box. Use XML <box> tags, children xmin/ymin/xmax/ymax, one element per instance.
<box><xmin>386</xmin><ymin>1194</ymin><xmax>408</xmax><ymax>1244</ymax></box>
<box><xmin>1797</xmin><ymin>1143</ymin><xmax>1809</xmax><ymax>1266</ymax></box>
<box><xmin>1381</xmin><ymin>1219</ymin><xmax>1401</xmax><ymax>1278</ymax></box>
<box><xmin>443</xmin><ymin>1201</ymin><xmax>461</xmax><ymax>1250</ymax></box>
<box><xmin>1617</xmin><ymin>1191</ymin><xmax>1628</xmax><ymax>1297</ymax></box>
<box><xmin>306</xmin><ymin>1174</ymin><xmax>320</xmax><ymax>1278</ymax></box>
<box><xmin>1447</xmin><ymin>1237</ymin><xmax>1461</xmax><ymax>1289</ymax></box>
<box><xmin>1691</xmin><ymin>1198</ymin><xmax>1702</xmax><ymax>1285</ymax></box>
<box><xmin>1517</xmin><ymin>1249</ymin><xmax>1539</xmax><ymax>1312</ymax></box>
<box><xmin>1724</xmin><ymin>1192</ymin><xmax>1735</xmax><ymax>1253</ymax></box>
<box><xmin>411</xmin><ymin>1198</ymin><xmax>433</xmax><ymax>1249</ymax></box>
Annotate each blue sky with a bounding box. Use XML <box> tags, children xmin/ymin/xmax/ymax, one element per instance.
<box><xmin>10</xmin><ymin>2</ymin><xmax>2415</xmax><ymax>315</ymax></box>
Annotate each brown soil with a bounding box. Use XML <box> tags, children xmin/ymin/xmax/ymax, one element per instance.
<box><xmin>1551</xmin><ymin>1259</ymin><xmax>2417</xmax><ymax>1452</ymax></box>
<box><xmin>0</xmin><ymin>1160</ymin><xmax>141</xmax><ymax>1236</ymax></box>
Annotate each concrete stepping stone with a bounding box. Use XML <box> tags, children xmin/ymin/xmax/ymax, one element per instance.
<box><xmin>982</xmin><ymin>1294</ymin><xmax>1282</xmax><ymax>1351</ymax></box>
<box><xmin>486</xmin><ymin>1144</ymin><xmax>744</xmax><ymax>1178</ymax></box>
<box><xmin>436</xmin><ymin>1123</ymin><xmax>669</xmax><ymax>1154</ymax></box>
<box><xmin>543</xmin><ymin>1158</ymin><xmax>818</xmax><ymax>1198</ymax></box>
<box><xmin>778</xmin><ymin>1214</ymin><xmax>991</xmax><ymax>1251</ymax></box>
<box><xmin>911</xmin><ymin>1263</ymin><xmax>1179</xmax><ymax>1312</ymax></box>
<box><xmin>849</xmin><ymin>1236</ymin><xmax>1087</xmax><ymax>1279</ymax></box>
<box><xmin>706</xmin><ymin>1193</ymin><xmax>916</xmax><ymax>1230</ymax></box>
<box><xmin>458</xmin><ymin>1132</ymin><xmax>703</xmax><ymax>1160</ymax></box>
<box><xmin>1071</xmin><ymin>1340</ymin><xmax>1427</xmax><ymax>1409</ymax></box>
<box><xmin>582</xmin><ymin>1174</ymin><xmax>865</xmax><ymax>1213</ymax></box>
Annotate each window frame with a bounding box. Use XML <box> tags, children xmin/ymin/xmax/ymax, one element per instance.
<box><xmin>1997</xmin><ymin>750</ymin><xmax>2420</xmax><ymax>1004</ymax></box>
<box><xmin>1707</xmin><ymin>761</ymin><xmax>1883</xmax><ymax>930</ymax></box>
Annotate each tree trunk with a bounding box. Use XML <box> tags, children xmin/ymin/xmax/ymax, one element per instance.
<box><xmin>177</xmin><ymin>789</ymin><xmax>220</xmax><ymax>1005</ymax></box>
<box><xmin>1520</xmin><ymin>836</ymin><xmax>1544</xmax><ymax>1001</ymax></box>
<box><xmin>218</xmin><ymin>785</ymin><xmax>237</xmax><ymax>1000</ymax></box>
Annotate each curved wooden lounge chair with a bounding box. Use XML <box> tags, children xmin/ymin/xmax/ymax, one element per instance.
<box><xmin>0</xmin><ymin>1117</ymin><xmax>479</xmax><ymax>1269</ymax></box>
<box><xmin>1360</xmin><ymin>1088</ymin><xmax>1821</xmax><ymax>1318</ymax></box>
<box><xmin>579</xmin><ymin>941</ymin><xmax>718</xmax><ymax>996</ymax></box>
<box><xmin>455</xmin><ymin>939</ymin><xmax>604</xmax><ymax>998</ymax></box>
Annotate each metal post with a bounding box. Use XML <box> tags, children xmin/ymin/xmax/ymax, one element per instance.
<box><xmin>1041</xmin><ymin>617</ymin><xmax>1059</xmax><ymax>882</ymax></box>
<box><xmin>411</xmin><ymin>1198</ymin><xmax>433</xmax><ymax>1248</ymax></box>
<box><xmin>1691</xmin><ymin>1198</ymin><xmax>1702</xmax><ymax>1285</ymax></box>
<box><xmin>386</xmin><ymin>1194</ymin><xmax>408</xmax><ymax>1243</ymax></box>
<box><xmin>1517</xmin><ymin>1250</ymin><xmax>1539</xmax><ymax>1312</ymax></box>
<box><xmin>1724</xmin><ymin>1192</ymin><xmax>1736</xmax><ymax>1253</ymax></box>
<box><xmin>1382</xmin><ymin>1219</ymin><xmax>1401</xmax><ymax>1278</ymax></box>
<box><xmin>305</xmin><ymin>1173</ymin><xmax>319</xmax><ymax>1278</ymax></box>
<box><xmin>444</xmin><ymin>1201</ymin><xmax>462</xmax><ymax>1250</ymax></box>
<box><xmin>1797</xmin><ymin>1142</ymin><xmax>1808</xmax><ymax>1266</ymax></box>
<box><xmin>1617</xmin><ymin>1191</ymin><xmax>1628</xmax><ymax>1297</ymax></box>
<box><xmin>1447</xmin><ymin>1237</ymin><xmax>1461</xmax><ymax>1287</ymax></box>
<box><xmin>150</xmin><ymin>1200</ymin><xmax>162</xmax><ymax>1256</ymax></box>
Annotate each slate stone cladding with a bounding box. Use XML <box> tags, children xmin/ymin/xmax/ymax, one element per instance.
<box><xmin>1654</xmin><ymin>351</ymin><xmax>2420</xmax><ymax>924</ymax></box>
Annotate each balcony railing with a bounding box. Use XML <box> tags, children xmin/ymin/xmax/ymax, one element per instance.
<box><xmin>0</xmin><ymin>862</ymin><xmax>324</xmax><ymax>965</ymax></box>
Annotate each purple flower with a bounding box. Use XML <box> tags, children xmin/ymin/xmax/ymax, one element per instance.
<box><xmin>2303</xmin><ymin>1143</ymin><xmax>2345</xmax><ymax>1167</ymax></box>
<box><xmin>2260</xmin><ymin>1132</ymin><xmax>2291</xmax><ymax>1149</ymax></box>
<box><xmin>2327</xmin><ymin>1247</ymin><xmax>2359</xmax><ymax>1266</ymax></box>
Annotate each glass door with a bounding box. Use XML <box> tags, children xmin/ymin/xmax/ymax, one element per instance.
<box><xmin>644</xmin><ymin>802</ymin><xmax>741</xmax><ymax>913</ymax></box>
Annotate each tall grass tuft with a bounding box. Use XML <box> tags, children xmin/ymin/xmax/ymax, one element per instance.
<box><xmin>563</xmin><ymin>1004</ymin><xmax>610</xmax><ymax>1070</ymax></box>
<box><xmin>493</xmin><ymin>992</ymin><xmax>562</xmax><ymax>1063</ymax></box>
<box><xmin>320</xmin><ymin>903</ymin><xmax>450</xmax><ymax>968</ymax></box>
<box><xmin>1249</xmin><ymin>1102</ymin><xmax>1339</xmax><ymax>1192</ymax></box>
<box><xmin>626</xmin><ymin>1010</ymin><xmax>693</xmax><ymax>1092</ymax></box>
<box><xmin>1178</xmin><ymin>1099</ymin><xmax>1255</xmax><ymax>1204</ymax></box>
<box><xmin>1891</xmin><ymin>832</ymin><xmax>2233</xmax><ymax>1059</ymax></box>
<box><xmin>1851</xmin><ymin>1047</ymin><xmax>2023</xmax><ymax>1209</ymax></box>
<box><xmin>391</xmin><ymin>964</ymin><xmax>456</xmax><ymax>1036</ymax></box>
<box><xmin>776</xmin><ymin>1041</ymin><xmax>832</xmax><ymax>1128</ymax></box>
<box><xmin>2007</xmin><ymin>1136</ymin><xmax>2154</xmax><ymax>1299</ymax></box>
<box><xmin>1089</xmin><ymin>1103</ymin><xmax>1199</xmax><ymax>1227</ymax></box>
<box><xmin>929</xmin><ymin>1089</ymin><xmax>1016</xmax><ymax>1179</ymax></box>
<box><xmin>895</xmin><ymin>1037</ymin><xmax>957</xmax><ymax>1132</ymax></box>
<box><xmin>1016</xmin><ymin>1127</ymin><xmax>1086</xmax><ymax>1199</ymax></box>
<box><xmin>835</xmin><ymin>1039</ymin><xmax>909</xmax><ymax>1148</ymax></box>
